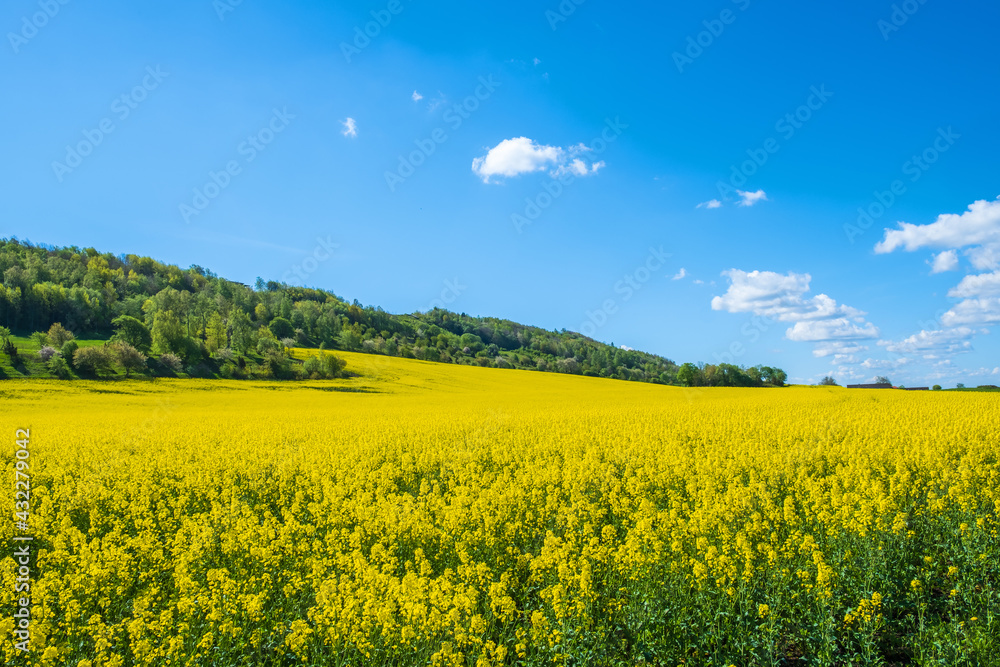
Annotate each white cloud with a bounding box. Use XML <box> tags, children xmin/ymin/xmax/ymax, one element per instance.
<box><xmin>711</xmin><ymin>270</ymin><xmax>865</xmax><ymax>322</ymax></box>
<box><xmin>948</xmin><ymin>271</ymin><xmax>1000</xmax><ymax>298</ymax></box>
<box><xmin>620</xmin><ymin>345</ymin><xmax>633</xmax><ymax>351</ymax></box>
<box><xmin>930</xmin><ymin>249</ymin><xmax>959</xmax><ymax>273</ymax></box>
<box><xmin>697</xmin><ymin>199</ymin><xmax>722</xmax><ymax>209</ymax></box>
<box><xmin>941</xmin><ymin>270</ymin><xmax>1000</xmax><ymax>326</ymax></box>
<box><xmin>411</xmin><ymin>90</ymin><xmax>423</xmax><ymax>102</ymax></box>
<box><xmin>341</xmin><ymin>117</ymin><xmax>357</xmax><ymax>138</ymax></box>
<box><xmin>472</xmin><ymin>137</ymin><xmax>604</xmax><ymax>183</ymax></box>
<box><xmin>812</xmin><ymin>341</ymin><xmax>869</xmax><ymax>358</ymax></box>
<box><xmin>878</xmin><ymin>327</ymin><xmax>976</xmax><ymax>355</ymax></box>
<box><xmin>786</xmin><ymin>318</ymin><xmax>880</xmax><ymax>342</ymax></box>
<box><xmin>736</xmin><ymin>189</ymin><xmax>768</xmax><ymax>207</ymax></box>
<box><xmin>941</xmin><ymin>298</ymin><xmax>1000</xmax><ymax>326</ymax></box>
<box><xmin>533</xmin><ymin>57</ymin><xmax>541</xmax><ymax>66</ymax></box>
<box><xmin>671</xmin><ymin>268</ymin><xmax>687</xmax><ymax>281</ymax></box>
<box><xmin>875</xmin><ymin>197</ymin><xmax>1000</xmax><ymax>255</ymax></box>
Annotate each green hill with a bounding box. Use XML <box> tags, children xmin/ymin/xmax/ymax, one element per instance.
<box><xmin>0</xmin><ymin>237</ymin><xmax>785</xmax><ymax>386</ymax></box>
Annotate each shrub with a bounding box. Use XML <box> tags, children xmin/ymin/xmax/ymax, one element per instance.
<box><xmin>73</xmin><ymin>346</ymin><xmax>114</xmax><ymax>376</ymax></box>
<box><xmin>38</xmin><ymin>346</ymin><xmax>57</xmax><ymax>362</ymax></box>
<box><xmin>48</xmin><ymin>355</ymin><xmax>72</xmax><ymax>379</ymax></box>
<box><xmin>112</xmin><ymin>342</ymin><xmax>147</xmax><ymax>378</ymax></box>
<box><xmin>62</xmin><ymin>340</ymin><xmax>79</xmax><ymax>366</ymax></box>
<box><xmin>159</xmin><ymin>353</ymin><xmax>182</xmax><ymax>373</ymax></box>
<box><xmin>47</xmin><ymin>322</ymin><xmax>75</xmax><ymax>348</ymax></box>
<box><xmin>932</xmin><ymin>384</ymin><xmax>942</xmax><ymax>391</ymax></box>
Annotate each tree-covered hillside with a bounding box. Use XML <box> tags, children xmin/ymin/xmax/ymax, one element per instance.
<box><xmin>0</xmin><ymin>238</ymin><xmax>785</xmax><ymax>386</ymax></box>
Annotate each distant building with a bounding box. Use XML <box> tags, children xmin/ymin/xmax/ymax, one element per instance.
<box><xmin>901</xmin><ymin>386</ymin><xmax>929</xmax><ymax>391</ymax></box>
<box><xmin>846</xmin><ymin>383</ymin><xmax>892</xmax><ymax>389</ymax></box>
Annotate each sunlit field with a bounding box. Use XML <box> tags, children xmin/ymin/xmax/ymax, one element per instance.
<box><xmin>2</xmin><ymin>352</ymin><xmax>998</xmax><ymax>665</ymax></box>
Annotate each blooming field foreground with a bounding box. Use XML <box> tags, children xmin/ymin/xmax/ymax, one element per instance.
<box><xmin>1</xmin><ymin>352</ymin><xmax>999</xmax><ymax>666</ymax></box>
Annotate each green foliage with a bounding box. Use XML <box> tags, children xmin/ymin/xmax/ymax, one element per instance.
<box><xmin>47</xmin><ymin>322</ymin><xmax>75</xmax><ymax>347</ymax></box>
<box><xmin>932</xmin><ymin>385</ymin><xmax>942</xmax><ymax>391</ymax></box>
<box><xmin>112</xmin><ymin>341</ymin><xmax>147</xmax><ymax>378</ymax></box>
<box><xmin>269</xmin><ymin>316</ymin><xmax>295</xmax><ymax>340</ymax></box>
<box><xmin>48</xmin><ymin>354</ymin><xmax>71</xmax><ymax>379</ymax></box>
<box><xmin>61</xmin><ymin>340</ymin><xmax>79</xmax><ymax>366</ymax></box>
<box><xmin>73</xmin><ymin>346</ymin><xmax>114</xmax><ymax>376</ymax></box>
<box><xmin>820</xmin><ymin>376</ymin><xmax>838</xmax><ymax>386</ymax></box>
<box><xmin>0</xmin><ymin>238</ymin><xmax>787</xmax><ymax>387</ymax></box>
<box><xmin>112</xmin><ymin>315</ymin><xmax>152</xmax><ymax>353</ymax></box>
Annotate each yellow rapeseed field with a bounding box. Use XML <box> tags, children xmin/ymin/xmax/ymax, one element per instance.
<box><xmin>1</xmin><ymin>351</ymin><xmax>998</xmax><ymax>665</ymax></box>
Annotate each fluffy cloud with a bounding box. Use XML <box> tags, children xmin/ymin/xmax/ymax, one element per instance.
<box><xmin>948</xmin><ymin>271</ymin><xmax>1000</xmax><ymax>298</ymax></box>
<box><xmin>671</xmin><ymin>268</ymin><xmax>687</xmax><ymax>281</ymax></box>
<box><xmin>697</xmin><ymin>199</ymin><xmax>722</xmax><ymax>209</ymax></box>
<box><xmin>941</xmin><ymin>298</ymin><xmax>1000</xmax><ymax>326</ymax></box>
<box><xmin>711</xmin><ymin>270</ymin><xmax>865</xmax><ymax>322</ymax></box>
<box><xmin>341</xmin><ymin>117</ymin><xmax>357</xmax><ymax>138</ymax></box>
<box><xmin>411</xmin><ymin>90</ymin><xmax>423</xmax><ymax>102</ymax></box>
<box><xmin>786</xmin><ymin>318</ymin><xmax>880</xmax><ymax>342</ymax></box>
<box><xmin>930</xmin><ymin>249</ymin><xmax>959</xmax><ymax>273</ymax></box>
<box><xmin>736</xmin><ymin>189</ymin><xmax>768</xmax><ymax>207</ymax></box>
<box><xmin>875</xmin><ymin>197</ymin><xmax>1000</xmax><ymax>259</ymax></box>
<box><xmin>712</xmin><ymin>269</ymin><xmax>879</xmax><ymax>351</ymax></box>
<box><xmin>940</xmin><ymin>271</ymin><xmax>1000</xmax><ymax>326</ymax></box>
<box><xmin>471</xmin><ymin>137</ymin><xmax>603</xmax><ymax>183</ymax></box>
<box><xmin>878</xmin><ymin>327</ymin><xmax>976</xmax><ymax>355</ymax></box>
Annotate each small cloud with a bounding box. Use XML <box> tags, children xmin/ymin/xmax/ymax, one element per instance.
<box><xmin>693</xmin><ymin>279</ymin><xmax>705</xmax><ymax>285</ymax></box>
<box><xmin>411</xmin><ymin>90</ymin><xmax>423</xmax><ymax>102</ymax></box>
<box><xmin>696</xmin><ymin>199</ymin><xmax>722</xmax><ymax>209</ymax></box>
<box><xmin>341</xmin><ymin>117</ymin><xmax>357</xmax><ymax>138</ymax></box>
<box><xmin>472</xmin><ymin>137</ymin><xmax>605</xmax><ymax>184</ymax></box>
<box><xmin>930</xmin><ymin>249</ymin><xmax>959</xmax><ymax>273</ymax></box>
<box><xmin>620</xmin><ymin>345</ymin><xmax>634</xmax><ymax>351</ymax></box>
<box><xmin>533</xmin><ymin>57</ymin><xmax>541</xmax><ymax>66</ymax></box>
<box><xmin>671</xmin><ymin>268</ymin><xmax>687</xmax><ymax>281</ymax></box>
<box><xmin>736</xmin><ymin>189</ymin><xmax>768</xmax><ymax>207</ymax></box>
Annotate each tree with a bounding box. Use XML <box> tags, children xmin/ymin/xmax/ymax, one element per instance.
<box><xmin>112</xmin><ymin>342</ymin><xmax>147</xmax><ymax>378</ymax></box>
<box><xmin>62</xmin><ymin>340</ymin><xmax>79</xmax><ymax>366</ymax></box>
<box><xmin>46</xmin><ymin>322</ymin><xmax>75</xmax><ymax>347</ymax></box>
<box><xmin>677</xmin><ymin>362</ymin><xmax>700</xmax><ymax>387</ymax></box>
<box><xmin>112</xmin><ymin>315</ymin><xmax>152</xmax><ymax>354</ymax></box>
<box><xmin>956</xmin><ymin>383</ymin><xmax>965</xmax><ymax>389</ymax></box>
<box><xmin>151</xmin><ymin>310</ymin><xmax>185</xmax><ymax>355</ymax></box>
<box><xmin>268</xmin><ymin>316</ymin><xmax>295</xmax><ymax>341</ymax></box>
<box><xmin>0</xmin><ymin>326</ymin><xmax>10</xmax><ymax>344</ymax></box>
<box><xmin>229</xmin><ymin>309</ymin><xmax>255</xmax><ymax>354</ymax></box>
<box><xmin>874</xmin><ymin>376</ymin><xmax>891</xmax><ymax>385</ymax></box>
<box><xmin>819</xmin><ymin>376</ymin><xmax>838</xmax><ymax>386</ymax></box>
<box><xmin>204</xmin><ymin>312</ymin><xmax>228</xmax><ymax>354</ymax></box>
<box><xmin>932</xmin><ymin>384</ymin><xmax>942</xmax><ymax>391</ymax></box>
<box><xmin>73</xmin><ymin>346</ymin><xmax>113</xmax><ymax>376</ymax></box>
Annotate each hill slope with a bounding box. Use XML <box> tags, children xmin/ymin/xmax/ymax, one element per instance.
<box><xmin>0</xmin><ymin>237</ymin><xmax>784</xmax><ymax>386</ymax></box>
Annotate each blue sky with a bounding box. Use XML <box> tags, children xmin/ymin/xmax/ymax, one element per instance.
<box><xmin>2</xmin><ymin>0</ymin><xmax>999</xmax><ymax>386</ymax></box>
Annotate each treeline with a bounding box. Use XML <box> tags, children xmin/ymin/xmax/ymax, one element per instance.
<box><xmin>0</xmin><ymin>238</ymin><xmax>785</xmax><ymax>386</ymax></box>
